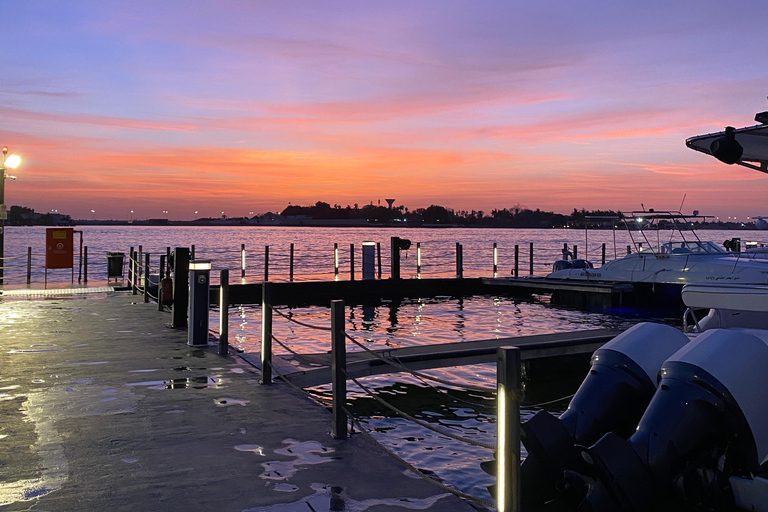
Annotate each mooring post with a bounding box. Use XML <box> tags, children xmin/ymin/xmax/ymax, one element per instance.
<box><xmin>131</xmin><ymin>248</ymin><xmax>137</xmax><ymax>294</ymax></box>
<box><xmin>138</xmin><ymin>245</ymin><xmax>143</xmax><ymax>283</ymax></box>
<box><xmin>529</xmin><ymin>243</ymin><xmax>534</xmax><ymax>276</ymax></box>
<box><xmin>627</xmin><ymin>245</ymin><xmax>631</xmax><ymax>255</ymax></box>
<box><xmin>158</xmin><ymin>255</ymin><xmax>166</xmax><ymax>311</ymax></box>
<box><xmin>26</xmin><ymin>247</ymin><xmax>31</xmax><ymax>284</ymax></box>
<box><xmin>171</xmin><ymin>247</ymin><xmax>190</xmax><ymax>329</ymax></box>
<box><xmin>334</xmin><ymin>243</ymin><xmax>339</xmax><ymax>276</ymax></box>
<box><xmin>260</xmin><ymin>281</ymin><xmax>273</xmax><ymax>384</ymax></box>
<box><xmin>349</xmin><ymin>243</ymin><xmax>354</xmax><ymax>281</ymax></box>
<box><xmin>390</xmin><ymin>237</ymin><xmax>401</xmax><ymax>280</ymax></box>
<box><xmin>128</xmin><ymin>246</ymin><xmax>134</xmax><ymax>291</ymax></box>
<box><xmin>83</xmin><ymin>246</ymin><xmax>88</xmax><ymax>284</ymax></box>
<box><xmin>514</xmin><ymin>245</ymin><xmax>519</xmax><ymax>277</ymax></box>
<box><xmin>219</xmin><ymin>269</ymin><xmax>229</xmax><ymax>356</ymax></box>
<box><xmin>191</xmin><ymin>244</ymin><xmax>195</xmax><ymax>260</ymax></box>
<box><xmin>289</xmin><ymin>243</ymin><xmax>295</xmax><ymax>282</ymax></box>
<box><xmin>264</xmin><ymin>245</ymin><xmax>269</xmax><ymax>282</ymax></box>
<box><xmin>456</xmin><ymin>243</ymin><xmax>463</xmax><ymax>279</ymax></box>
<box><xmin>166</xmin><ymin>247</ymin><xmax>171</xmax><ymax>276</ymax></box>
<box><xmin>493</xmin><ymin>242</ymin><xmax>498</xmax><ymax>275</ymax></box>
<box><xmin>143</xmin><ymin>253</ymin><xmax>150</xmax><ymax>303</ymax></box>
<box><xmin>601</xmin><ymin>243</ymin><xmax>606</xmax><ymax>265</ymax></box>
<box><xmin>377</xmin><ymin>242</ymin><xmax>382</xmax><ymax>279</ymax></box>
<box><xmin>331</xmin><ymin>299</ymin><xmax>347</xmax><ymax>439</ymax></box>
<box><xmin>573</xmin><ymin>245</ymin><xmax>578</xmax><ymax>260</ymax></box>
<box><xmin>497</xmin><ymin>346</ymin><xmax>522</xmax><ymax>512</ymax></box>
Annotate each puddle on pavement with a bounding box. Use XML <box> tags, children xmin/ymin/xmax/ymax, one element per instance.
<box><xmin>8</xmin><ymin>349</ymin><xmax>63</xmax><ymax>353</ymax></box>
<box><xmin>214</xmin><ymin>397</ymin><xmax>249</xmax><ymax>406</ymax></box>
<box><xmin>61</xmin><ymin>361</ymin><xmax>108</xmax><ymax>366</ymax></box>
<box><xmin>125</xmin><ymin>376</ymin><xmax>225</xmax><ymax>390</ymax></box>
<box><xmin>259</xmin><ymin>439</ymin><xmax>335</xmax><ymax>481</ymax></box>
<box><xmin>235</xmin><ymin>444</ymin><xmax>265</xmax><ymax>456</ymax></box>
<box><xmin>244</xmin><ymin>483</ymin><xmax>451</xmax><ymax>512</ymax></box>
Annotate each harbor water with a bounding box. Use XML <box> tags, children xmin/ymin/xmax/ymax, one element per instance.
<box><xmin>3</xmin><ymin>225</ymin><xmax>762</xmax><ymax>503</ymax></box>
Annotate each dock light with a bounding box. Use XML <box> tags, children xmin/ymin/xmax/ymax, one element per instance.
<box><xmin>417</xmin><ymin>242</ymin><xmax>422</xmax><ymax>274</ymax></box>
<box><xmin>493</xmin><ymin>242</ymin><xmax>498</xmax><ymax>275</ymax></box>
<box><xmin>362</xmin><ymin>241</ymin><xmax>376</xmax><ymax>280</ymax></box>
<box><xmin>188</xmin><ymin>260</ymin><xmax>212</xmax><ymax>346</ymax></box>
<box><xmin>240</xmin><ymin>245</ymin><xmax>246</xmax><ymax>278</ymax></box>
<box><xmin>334</xmin><ymin>243</ymin><xmax>339</xmax><ymax>275</ymax></box>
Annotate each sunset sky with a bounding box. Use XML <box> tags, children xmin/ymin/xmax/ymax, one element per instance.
<box><xmin>3</xmin><ymin>1</ymin><xmax>768</xmax><ymax>220</ymax></box>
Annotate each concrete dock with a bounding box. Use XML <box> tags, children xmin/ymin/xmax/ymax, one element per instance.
<box><xmin>0</xmin><ymin>291</ymin><xmax>481</xmax><ymax>511</ymax></box>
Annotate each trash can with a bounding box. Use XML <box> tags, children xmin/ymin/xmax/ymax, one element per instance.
<box><xmin>106</xmin><ymin>252</ymin><xmax>125</xmax><ymax>279</ymax></box>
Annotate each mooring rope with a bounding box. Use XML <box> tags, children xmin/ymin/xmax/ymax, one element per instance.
<box><xmin>273</xmin><ymin>307</ymin><xmax>332</xmax><ymax>331</ymax></box>
<box><xmin>344</xmin><ymin>333</ymin><xmax>495</xmax><ymax>393</ymax></box>
<box><xmin>340</xmin><ymin>366</ymin><xmax>496</xmax><ymax>451</ymax></box>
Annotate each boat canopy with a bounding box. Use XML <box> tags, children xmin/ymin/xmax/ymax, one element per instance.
<box><xmin>686</xmin><ymin>110</ymin><xmax>768</xmax><ymax>173</ymax></box>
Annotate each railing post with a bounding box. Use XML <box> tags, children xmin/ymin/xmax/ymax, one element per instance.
<box><xmin>131</xmin><ymin>248</ymin><xmax>138</xmax><ymax>294</ymax></box>
<box><xmin>26</xmin><ymin>247</ymin><xmax>31</xmax><ymax>284</ymax></box>
<box><xmin>497</xmin><ymin>346</ymin><xmax>522</xmax><ymax>512</ymax></box>
<box><xmin>601</xmin><ymin>243</ymin><xmax>606</xmax><ymax>265</ymax></box>
<box><xmin>529</xmin><ymin>243</ymin><xmax>534</xmax><ymax>276</ymax></box>
<box><xmin>260</xmin><ymin>281</ymin><xmax>272</xmax><ymax>384</ymax></box>
<box><xmin>377</xmin><ymin>242</ymin><xmax>382</xmax><ymax>279</ymax></box>
<box><xmin>331</xmin><ymin>299</ymin><xmax>347</xmax><ymax>439</ymax></box>
<box><xmin>514</xmin><ymin>245</ymin><xmax>519</xmax><ymax>278</ymax></box>
<box><xmin>166</xmin><ymin>247</ymin><xmax>171</xmax><ymax>276</ymax></box>
<box><xmin>172</xmin><ymin>247</ymin><xmax>190</xmax><ymax>329</ymax></box>
<box><xmin>144</xmin><ymin>253</ymin><xmax>150</xmax><ymax>303</ymax></box>
<box><xmin>349</xmin><ymin>243</ymin><xmax>354</xmax><ymax>281</ymax></box>
<box><xmin>289</xmin><ymin>243</ymin><xmax>294</xmax><ymax>282</ymax></box>
<box><xmin>573</xmin><ymin>245</ymin><xmax>578</xmax><ymax>260</ymax></box>
<box><xmin>83</xmin><ymin>246</ymin><xmax>88</xmax><ymax>284</ymax></box>
<box><xmin>158</xmin><ymin>255</ymin><xmax>166</xmax><ymax>311</ymax></box>
<box><xmin>493</xmin><ymin>242</ymin><xmax>498</xmax><ymax>275</ymax></box>
<box><xmin>264</xmin><ymin>245</ymin><xmax>269</xmax><ymax>282</ymax></box>
<box><xmin>219</xmin><ymin>269</ymin><xmax>229</xmax><ymax>356</ymax></box>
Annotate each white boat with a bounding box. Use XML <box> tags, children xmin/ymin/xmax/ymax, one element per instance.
<box><xmin>546</xmin><ymin>210</ymin><xmax>768</xmax><ymax>308</ymax></box>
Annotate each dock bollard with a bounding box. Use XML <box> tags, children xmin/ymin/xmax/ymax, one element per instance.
<box><xmin>219</xmin><ymin>269</ymin><xmax>229</xmax><ymax>356</ymax></box>
<box><xmin>187</xmin><ymin>259</ymin><xmax>211</xmax><ymax>346</ymax></box>
<box><xmin>171</xmin><ymin>247</ymin><xmax>190</xmax><ymax>329</ymax></box>
<box><xmin>331</xmin><ymin>299</ymin><xmax>347</xmax><ymax>439</ymax></box>
<box><xmin>260</xmin><ymin>281</ymin><xmax>272</xmax><ymax>384</ymax></box>
<box><xmin>497</xmin><ymin>346</ymin><xmax>522</xmax><ymax>512</ymax></box>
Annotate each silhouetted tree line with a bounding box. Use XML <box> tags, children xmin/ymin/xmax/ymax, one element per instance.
<box><xmin>7</xmin><ymin>206</ymin><xmax>73</xmax><ymax>226</ymax></box>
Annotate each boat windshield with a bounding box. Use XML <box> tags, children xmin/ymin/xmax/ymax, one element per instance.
<box><xmin>648</xmin><ymin>241</ymin><xmax>727</xmax><ymax>255</ymax></box>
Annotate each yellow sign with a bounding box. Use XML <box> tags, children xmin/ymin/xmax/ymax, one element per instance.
<box><xmin>52</xmin><ymin>231</ymin><xmax>67</xmax><ymax>239</ymax></box>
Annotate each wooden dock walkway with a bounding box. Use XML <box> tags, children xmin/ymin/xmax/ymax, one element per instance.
<box><xmin>245</xmin><ymin>328</ymin><xmax>621</xmax><ymax>388</ymax></box>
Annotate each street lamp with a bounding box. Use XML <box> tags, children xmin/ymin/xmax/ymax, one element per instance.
<box><xmin>91</xmin><ymin>209</ymin><xmax>95</xmax><ymax>220</ymax></box>
<box><xmin>1</xmin><ymin>146</ymin><xmax>22</xmax><ymax>292</ymax></box>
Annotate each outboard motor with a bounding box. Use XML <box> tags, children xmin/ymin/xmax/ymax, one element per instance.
<box><xmin>552</xmin><ymin>260</ymin><xmax>574</xmax><ymax>272</ymax></box>
<box><xmin>578</xmin><ymin>328</ymin><xmax>768</xmax><ymax>511</ymax></box>
<box><xmin>521</xmin><ymin>323</ymin><xmax>689</xmax><ymax>508</ymax></box>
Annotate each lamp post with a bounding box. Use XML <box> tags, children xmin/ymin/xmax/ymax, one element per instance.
<box><xmin>1</xmin><ymin>146</ymin><xmax>22</xmax><ymax>293</ymax></box>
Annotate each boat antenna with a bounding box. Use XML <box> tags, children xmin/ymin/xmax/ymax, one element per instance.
<box><xmin>678</xmin><ymin>194</ymin><xmax>687</xmax><ymax>213</ymax></box>
<box><xmin>641</xmin><ymin>203</ymin><xmax>645</xmax><ymax>211</ymax></box>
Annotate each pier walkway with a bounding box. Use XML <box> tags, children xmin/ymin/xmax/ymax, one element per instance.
<box><xmin>0</xmin><ymin>291</ymin><xmax>479</xmax><ymax>512</ymax></box>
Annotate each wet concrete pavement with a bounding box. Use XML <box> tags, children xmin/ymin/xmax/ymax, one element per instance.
<box><xmin>0</xmin><ymin>292</ymin><xmax>483</xmax><ymax>511</ymax></box>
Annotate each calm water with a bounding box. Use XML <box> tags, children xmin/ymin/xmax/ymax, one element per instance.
<box><xmin>3</xmin><ymin>225</ymin><xmax>760</xmax><ymax>504</ymax></box>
